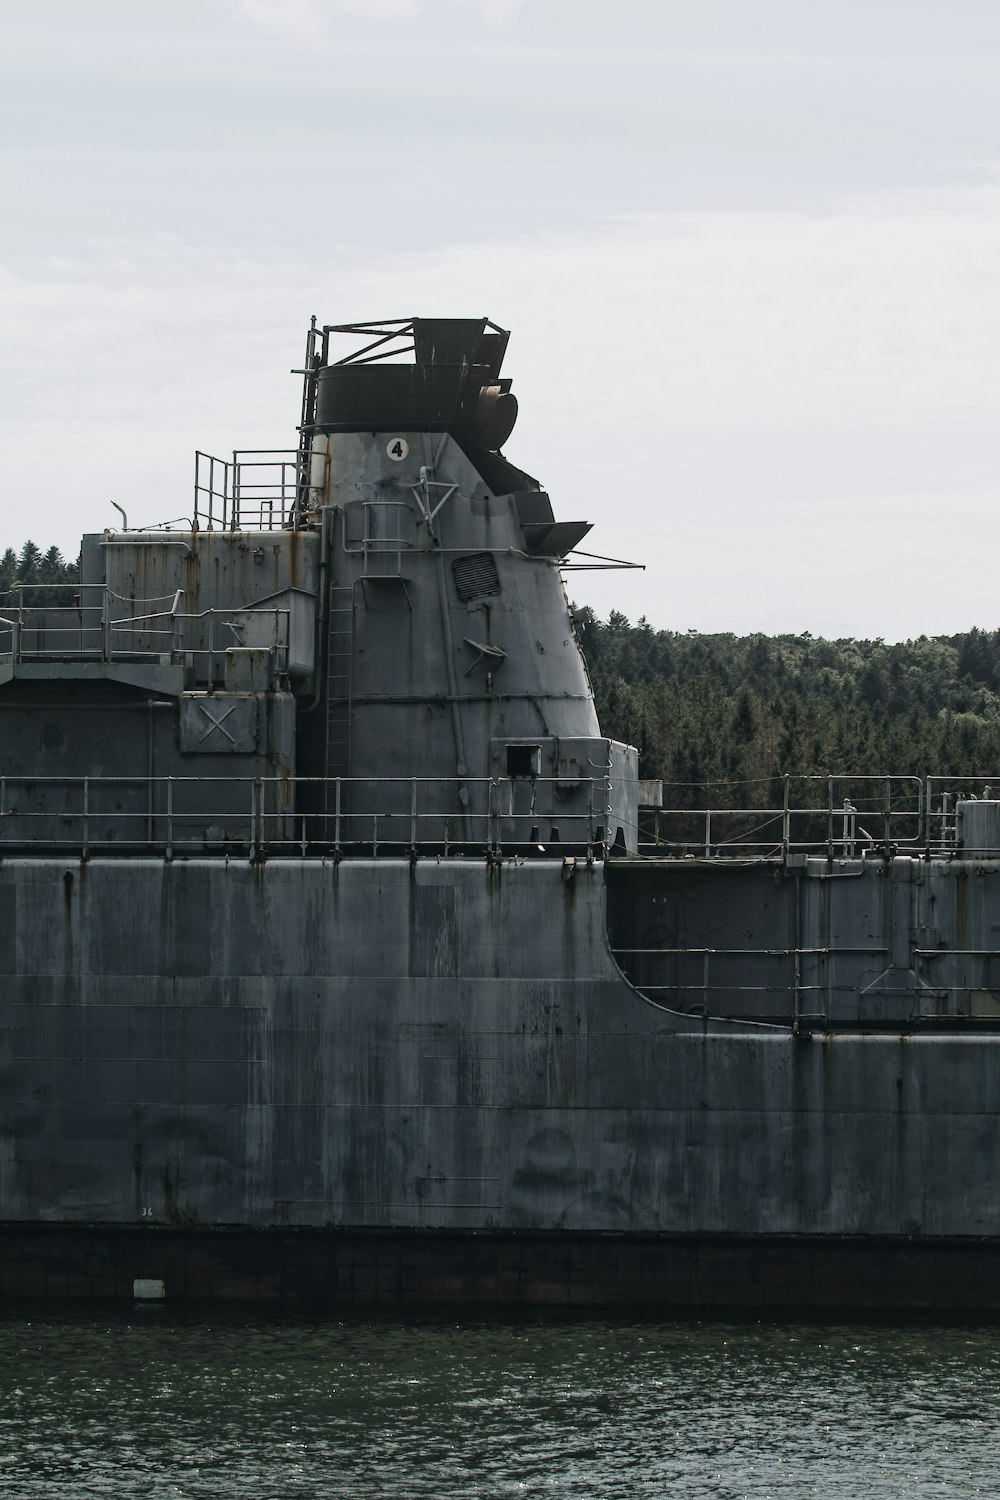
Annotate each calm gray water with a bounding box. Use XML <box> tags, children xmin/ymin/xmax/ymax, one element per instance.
<box><xmin>1</xmin><ymin>1310</ymin><xmax>999</xmax><ymax>1498</ymax></box>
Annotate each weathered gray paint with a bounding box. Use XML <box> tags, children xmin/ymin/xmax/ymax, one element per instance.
<box><xmin>608</xmin><ymin>853</ymin><xmax>1000</xmax><ymax>1025</ymax></box>
<box><xmin>1</xmin><ymin>856</ymin><xmax>998</xmax><ymax>1240</ymax></box>
<box><xmin>3</xmin><ymin>317</ymin><xmax>999</xmax><ymax>1299</ymax></box>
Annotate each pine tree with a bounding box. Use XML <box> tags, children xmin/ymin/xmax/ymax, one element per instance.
<box><xmin>16</xmin><ymin>541</ymin><xmax>41</xmax><ymax>586</ymax></box>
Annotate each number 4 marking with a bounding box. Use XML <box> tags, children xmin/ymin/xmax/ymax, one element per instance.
<box><xmin>386</xmin><ymin>437</ymin><xmax>409</xmax><ymax>461</ymax></box>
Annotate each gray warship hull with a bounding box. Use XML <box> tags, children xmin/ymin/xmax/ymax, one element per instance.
<box><xmin>4</xmin><ymin>852</ymin><xmax>1000</xmax><ymax>1310</ymax></box>
<box><xmin>3</xmin><ymin>316</ymin><xmax>1000</xmax><ymax>1310</ymax></box>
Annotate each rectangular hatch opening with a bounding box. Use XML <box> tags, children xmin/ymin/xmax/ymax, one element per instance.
<box><xmin>506</xmin><ymin>744</ymin><xmax>541</xmax><ymax>779</ymax></box>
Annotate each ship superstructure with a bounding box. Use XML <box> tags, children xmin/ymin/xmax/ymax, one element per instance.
<box><xmin>0</xmin><ymin>319</ymin><xmax>635</xmax><ymax>861</ymax></box>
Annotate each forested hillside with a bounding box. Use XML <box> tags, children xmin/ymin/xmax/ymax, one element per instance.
<box><xmin>576</xmin><ymin>607</ymin><xmax>1000</xmax><ymax>807</ymax></box>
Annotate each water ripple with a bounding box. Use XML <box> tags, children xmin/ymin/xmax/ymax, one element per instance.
<box><xmin>1</xmin><ymin>1312</ymin><xmax>1000</xmax><ymax>1497</ymax></box>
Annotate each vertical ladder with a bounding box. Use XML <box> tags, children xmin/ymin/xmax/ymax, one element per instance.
<box><xmin>325</xmin><ymin>584</ymin><xmax>354</xmax><ymax>805</ymax></box>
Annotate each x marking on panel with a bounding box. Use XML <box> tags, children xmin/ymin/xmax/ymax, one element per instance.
<box><xmin>196</xmin><ymin>700</ymin><xmax>238</xmax><ymax>745</ymax></box>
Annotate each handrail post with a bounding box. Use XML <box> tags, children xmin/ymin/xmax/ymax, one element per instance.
<box><xmin>826</xmin><ymin>776</ymin><xmax>834</xmax><ymax>857</ymax></box>
<box><xmin>793</xmin><ymin>944</ymin><xmax>802</xmax><ymax>1035</ymax></box>
<box><xmin>489</xmin><ymin>776</ymin><xmax>499</xmax><ymax>856</ymax></box>
<box><xmin>166</xmin><ymin>776</ymin><xmax>173</xmax><ymax>859</ymax></box>
<box><xmin>841</xmin><ymin>799</ymin><xmax>856</xmax><ymax>857</ymax></box>
<box><xmin>604</xmin><ymin>773</ymin><xmax>612</xmax><ymax>859</ymax></box>
<box><xmin>782</xmin><ymin>773</ymin><xmax>790</xmax><ymax>855</ymax></box>
<box><xmin>334</xmin><ymin>777</ymin><xmax>342</xmax><ymax>854</ymax></box>
<box><xmin>410</xmin><ymin>778</ymin><xmax>418</xmax><ymax>855</ymax></box>
<box><xmin>82</xmin><ymin>777</ymin><xmax>89</xmax><ymax>859</ymax></box>
<box><xmin>101</xmin><ymin>586</ymin><xmax>110</xmax><ymax>663</ymax></box>
<box><xmin>170</xmin><ymin>589</ymin><xmax>185</xmax><ymax>657</ymax></box>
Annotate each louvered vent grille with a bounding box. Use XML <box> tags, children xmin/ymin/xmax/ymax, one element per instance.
<box><xmin>452</xmin><ymin>553</ymin><xmax>501</xmax><ymax>603</ymax></box>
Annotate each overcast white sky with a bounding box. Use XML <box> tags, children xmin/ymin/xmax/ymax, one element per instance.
<box><xmin>3</xmin><ymin>0</ymin><xmax>1000</xmax><ymax>638</ymax></box>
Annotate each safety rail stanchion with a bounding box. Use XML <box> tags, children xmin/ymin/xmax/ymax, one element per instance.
<box><xmin>334</xmin><ymin>778</ymin><xmax>342</xmax><ymax>854</ymax></box>
<box><xmin>166</xmin><ymin>778</ymin><xmax>173</xmax><ymax>859</ymax></box>
<box><xmin>587</xmin><ymin>778</ymin><xmax>594</xmax><ymax>861</ymax></box>
<box><xmin>840</xmin><ymin>799</ymin><xmax>856</xmax><ymax>856</ymax></box>
<box><xmin>782</xmin><ymin>774</ymin><xmax>791</xmax><ymax>856</ymax></box>
<box><xmin>826</xmin><ymin>777</ymin><xmax>834</xmax><ymax>856</ymax></box>
<box><xmin>170</xmin><ymin>591</ymin><xmax>185</xmax><ymax>656</ymax></box>
<box><xmin>603</xmin><ymin>775</ymin><xmax>612</xmax><ymax>858</ymax></box>
<box><xmin>410</xmin><ymin>779</ymin><xmax>417</xmax><ymax>854</ymax></box>
<box><xmin>489</xmin><ymin>777</ymin><xmax>499</xmax><ymax>855</ymax></box>
<box><xmin>704</xmin><ymin>809</ymin><xmax>712</xmax><ymax>859</ymax></box>
<box><xmin>251</xmin><ymin>778</ymin><xmax>262</xmax><ymax>859</ymax></box>
<box><xmin>792</xmin><ymin>945</ymin><xmax>803</xmax><ymax>1035</ymax></box>
<box><xmin>372</xmin><ymin>813</ymin><xmax>378</xmax><ymax>859</ymax></box>
<box><xmin>82</xmin><ymin>778</ymin><xmax>89</xmax><ymax>859</ymax></box>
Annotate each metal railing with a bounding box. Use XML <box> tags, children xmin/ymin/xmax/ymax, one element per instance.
<box><xmin>0</xmin><ymin>585</ymin><xmax>290</xmax><ymax>677</ymax></box>
<box><xmin>609</xmin><ymin>941</ymin><xmax>893</xmax><ymax>1029</ymax></box>
<box><xmin>609</xmin><ymin>938</ymin><xmax>1000</xmax><ymax>1028</ymax></box>
<box><xmin>194</xmin><ymin>450</ymin><xmax>300</xmax><ymax>531</ymax></box>
<box><xmin>341</xmin><ymin>501</ymin><xmax>417</xmax><ymax>578</ymax></box>
<box><xmin>925</xmin><ymin>776</ymin><xmax>1000</xmax><ymax>850</ymax></box>
<box><xmin>637</xmin><ymin>774</ymin><xmax>1000</xmax><ymax>859</ymax></box>
<box><xmin>0</xmin><ymin>774</ymin><xmax>614</xmax><ymax>859</ymax></box>
<box><xmin>5</xmin><ymin>766</ymin><xmax>1000</xmax><ymax>861</ymax></box>
<box><xmin>0</xmin><ymin>583</ymin><xmax>106</xmax><ymax>660</ymax></box>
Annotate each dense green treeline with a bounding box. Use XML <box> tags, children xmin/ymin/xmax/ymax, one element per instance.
<box><xmin>576</xmin><ymin>607</ymin><xmax>1000</xmax><ymax>808</ymax></box>
<box><xmin>0</xmin><ymin>541</ymin><xmax>79</xmax><ymax>607</ymax></box>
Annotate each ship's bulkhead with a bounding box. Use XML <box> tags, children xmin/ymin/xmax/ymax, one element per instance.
<box><xmin>607</xmin><ymin>851</ymin><xmax>1000</xmax><ymax>1028</ymax></box>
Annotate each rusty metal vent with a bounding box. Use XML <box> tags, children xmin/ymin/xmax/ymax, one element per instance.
<box><xmin>452</xmin><ymin>553</ymin><xmax>501</xmax><ymax>602</ymax></box>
